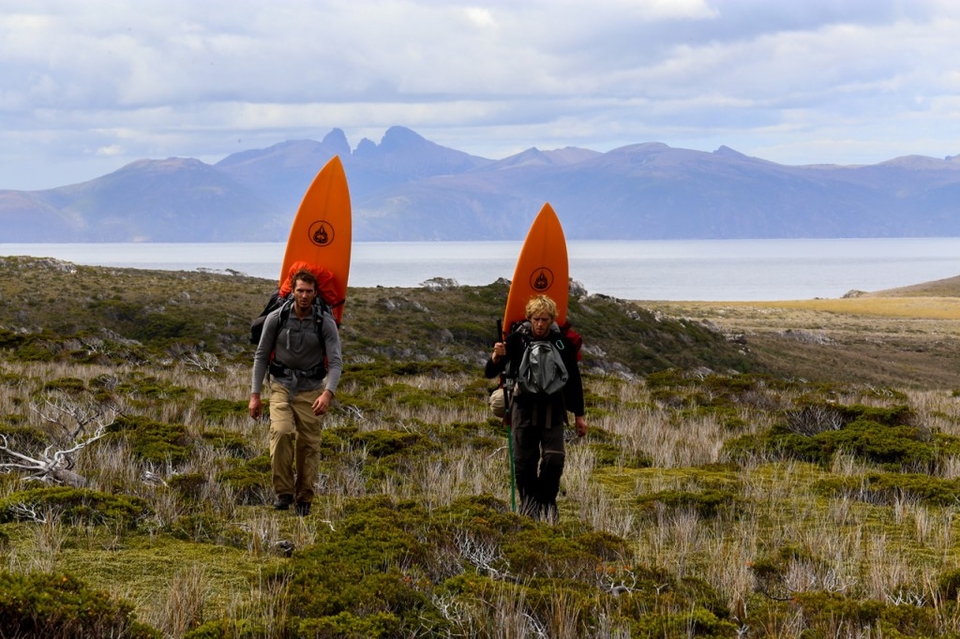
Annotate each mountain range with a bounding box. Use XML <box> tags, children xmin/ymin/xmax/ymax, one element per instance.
<box><xmin>2</xmin><ymin>126</ymin><xmax>959</xmax><ymax>242</ymax></box>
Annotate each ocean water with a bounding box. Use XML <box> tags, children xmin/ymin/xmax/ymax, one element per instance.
<box><xmin>2</xmin><ymin>238</ymin><xmax>960</xmax><ymax>301</ymax></box>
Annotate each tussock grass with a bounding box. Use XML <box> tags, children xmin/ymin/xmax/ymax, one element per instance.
<box><xmin>5</xmin><ymin>260</ymin><xmax>960</xmax><ymax>635</ymax></box>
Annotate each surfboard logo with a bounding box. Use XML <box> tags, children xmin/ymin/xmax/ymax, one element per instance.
<box><xmin>308</xmin><ymin>221</ymin><xmax>335</xmax><ymax>247</ymax></box>
<box><xmin>530</xmin><ymin>267</ymin><xmax>554</xmax><ymax>292</ymax></box>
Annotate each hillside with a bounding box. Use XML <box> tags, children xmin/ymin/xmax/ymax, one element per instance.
<box><xmin>4</xmin><ymin>261</ymin><xmax>960</xmax><ymax>636</ymax></box>
<box><xmin>646</xmin><ymin>275</ymin><xmax>960</xmax><ymax>389</ymax></box>
<box><xmin>0</xmin><ymin>257</ymin><xmax>754</xmax><ymax>379</ymax></box>
<box><xmin>856</xmin><ymin>273</ymin><xmax>960</xmax><ymax>298</ymax></box>
<box><xmin>2</xmin><ymin>126</ymin><xmax>959</xmax><ymax>241</ymax></box>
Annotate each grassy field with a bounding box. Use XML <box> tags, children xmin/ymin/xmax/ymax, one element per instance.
<box><xmin>3</xmin><ymin>257</ymin><xmax>960</xmax><ymax>637</ymax></box>
<box><xmin>645</xmin><ymin>275</ymin><xmax>960</xmax><ymax>390</ymax></box>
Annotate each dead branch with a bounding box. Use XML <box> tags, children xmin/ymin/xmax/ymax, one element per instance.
<box><xmin>0</xmin><ymin>424</ymin><xmax>109</xmax><ymax>487</ymax></box>
<box><xmin>31</xmin><ymin>393</ymin><xmax>118</xmax><ymax>439</ymax></box>
<box><xmin>182</xmin><ymin>351</ymin><xmax>220</xmax><ymax>372</ymax></box>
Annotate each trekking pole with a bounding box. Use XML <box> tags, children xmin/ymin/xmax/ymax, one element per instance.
<box><xmin>498</xmin><ymin>319</ymin><xmax>517</xmax><ymax>512</ymax></box>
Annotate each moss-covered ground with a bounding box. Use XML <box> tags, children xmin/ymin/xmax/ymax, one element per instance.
<box><xmin>2</xmin><ymin>257</ymin><xmax>960</xmax><ymax>636</ymax></box>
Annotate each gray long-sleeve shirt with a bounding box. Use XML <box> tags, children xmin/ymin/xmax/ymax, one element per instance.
<box><xmin>251</xmin><ymin>302</ymin><xmax>343</xmax><ymax>396</ymax></box>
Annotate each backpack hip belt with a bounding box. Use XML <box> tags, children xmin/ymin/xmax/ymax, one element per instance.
<box><xmin>269</xmin><ymin>361</ymin><xmax>326</xmax><ymax>380</ymax></box>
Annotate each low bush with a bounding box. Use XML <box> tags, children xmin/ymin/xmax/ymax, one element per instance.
<box><xmin>201</xmin><ymin>428</ymin><xmax>254</xmax><ymax>457</ymax></box>
<box><xmin>814</xmin><ymin>471</ymin><xmax>960</xmax><ymax>506</ymax></box>
<box><xmin>636</xmin><ymin>488</ymin><xmax>744</xmax><ymax>520</ymax></box>
<box><xmin>198</xmin><ymin>398</ymin><xmax>249</xmax><ymax>422</ymax></box>
<box><xmin>109</xmin><ymin>415</ymin><xmax>192</xmax><ymax>464</ymax></box>
<box><xmin>168</xmin><ymin>472</ymin><xmax>209</xmax><ymax>502</ymax></box>
<box><xmin>0</xmin><ymin>486</ymin><xmax>148</xmax><ymax>526</ymax></box>
<box><xmin>216</xmin><ymin>455</ymin><xmax>271</xmax><ymax>505</ymax></box>
<box><xmin>0</xmin><ymin>571</ymin><xmax>159</xmax><ymax>639</ymax></box>
<box><xmin>723</xmin><ymin>400</ymin><xmax>960</xmax><ymax>471</ymax></box>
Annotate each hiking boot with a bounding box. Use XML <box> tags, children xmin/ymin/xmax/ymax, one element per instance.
<box><xmin>294</xmin><ymin>501</ymin><xmax>311</xmax><ymax>517</ymax></box>
<box><xmin>273</xmin><ymin>494</ymin><xmax>293</xmax><ymax>511</ymax></box>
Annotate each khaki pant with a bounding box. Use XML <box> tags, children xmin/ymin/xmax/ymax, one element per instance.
<box><xmin>268</xmin><ymin>382</ymin><xmax>323</xmax><ymax>503</ymax></box>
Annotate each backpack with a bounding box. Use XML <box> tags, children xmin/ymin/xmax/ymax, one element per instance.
<box><xmin>249</xmin><ymin>293</ymin><xmax>331</xmax><ymax>345</ymax></box>
<box><xmin>249</xmin><ymin>261</ymin><xmax>339</xmax><ymax>345</ymax></box>
<box><xmin>511</xmin><ymin>322</ymin><xmax>569</xmax><ymax>396</ymax></box>
<box><xmin>559</xmin><ymin>321</ymin><xmax>583</xmax><ymax>361</ymax></box>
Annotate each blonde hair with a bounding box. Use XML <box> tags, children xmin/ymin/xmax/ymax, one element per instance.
<box><xmin>525</xmin><ymin>294</ymin><xmax>557</xmax><ymax>320</ymax></box>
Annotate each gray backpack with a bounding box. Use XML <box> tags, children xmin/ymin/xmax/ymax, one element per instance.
<box><xmin>517</xmin><ymin>339</ymin><xmax>568</xmax><ymax>395</ymax></box>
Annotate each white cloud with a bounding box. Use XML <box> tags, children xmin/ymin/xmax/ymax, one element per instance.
<box><xmin>94</xmin><ymin>144</ymin><xmax>125</xmax><ymax>157</ymax></box>
<box><xmin>0</xmin><ymin>0</ymin><xmax>958</xmax><ymax>188</ymax></box>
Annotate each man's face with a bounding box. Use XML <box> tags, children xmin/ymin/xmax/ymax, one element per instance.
<box><xmin>293</xmin><ymin>279</ymin><xmax>317</xmax><ymax>309</ymax></box>
<box><xmin>529</xmin><ymin>312</ymin><xmax>553</xmax><ymax>339</ymax></box>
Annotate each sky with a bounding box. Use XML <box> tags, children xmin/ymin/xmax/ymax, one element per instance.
<box><xmin>1</xmin><ymin>0</ymin><xmax>959</xmax><ymax>190</ymax></box>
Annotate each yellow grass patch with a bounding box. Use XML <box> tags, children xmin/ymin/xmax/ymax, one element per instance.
<box><xmin>747</xmin><ymin>296</ymin><xmax>960</xmax><ymax>320</ymax></box>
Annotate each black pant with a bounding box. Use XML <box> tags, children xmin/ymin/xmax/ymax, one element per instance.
<box><xmin>511</xmin><ymin>395</ymin><xmax>566</xmax><ymax>519</ymax></box>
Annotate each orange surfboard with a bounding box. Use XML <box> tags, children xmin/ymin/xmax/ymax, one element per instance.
<box><xmin>279</xmin><ymin>155</ymin><xmax>352</xmax><ymax>324</ymax></box>
<box><xmin>502</xmin><ymin>202</ymin><xmax>569</xmax><ymax>336</ymax></box>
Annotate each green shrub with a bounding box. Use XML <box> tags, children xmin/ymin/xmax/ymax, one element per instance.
<box><xmin>185</xmin><ymin>618</ymin><xmax>274</xmax><ymax>639</ymax></box>
<box><xmin>286</xmin><ymin>497</ymin><xmax>439</xmax><ymax>633</ymax></box>
<box><xmin>110</xmin><ymin>415</ymin><xmax>191</xmax><ymax>464</ymax></box>
<box><xmin>216</xmin><ymin>457</ymin><xmax>271</xmax><ymax>505</ymax></box>
<box><xmin>723</xmin><ymin>401</ymin><xmax>960</xmax><ymax>471</ymax></box>
<box><xmin>790</xmin><ymin>591</ymin><xmax>937</xmax><ymax>636</ymax></box>
<box><xmin>350</xmin><ymin>429</ymin><xmax>428</xmax><ymax>458</ymax></box>
<box><xmin>113</xmin><ymin>375</ymin><xmax>191</xmax><ymax>400</ymax></box>
<box><xmin>630</xmin><ymin>606</ymin><xmax>737</xmax><ymax>638</ymax></box>
<box><xmin>0</xmin><ymin>571</ymin><xmax>159</xmax><ymax>638</ymax></box>
<box><xmin>168</xmin><ymin>472</ymin><xmax>208</xmax><ymax>501</ymax></box>
<box><xmin>166</xmin><ymin>513</ymin><xmax>220</xmax><ymax>543</ymax></box>
<box><xmin>0</xmin><ymin>486</ymin><xmax>148</xmax><ymax>526</ymax></box>
<box><xmin>41</xmin><ymin>377</ymin><xmax>87</xmax><ymax>394</ymax></box>
<box><xmin>296</xmin><ymin>611</ymin><xmax>402</xmax><ymax>638</ymax></box>
<box><xmin>501</xmin><ymin>524</ymin><xmax>629</xmax><ymax>579</ymax></box>
<box><xmin>814</xmin><ymin>472</ymin><xmax>960</xmax><ymax>506</ymax></box>
<box><xmin>198</xmin><ymin>398</ymin><xmax>248</xmax><ymax>422</ymax></box>
<box><xmin>636</xmin><ymin>488</ymin><xmax>743</xmax><ymax>520</ymax></box>
<box><xmin>201</xmin><ymin>428</ymin><xmax>254</xmax><ymax>456</ymax></box>
<box><xmin>0</xmin><ymin>328</ymin><xmax>29</xmax><ymax>349</ymax></box>
<box><xmin>14</xmin><ymin>340</ymin><xmax>57</xmax><ymax>362</ymax></box>
<box><xmin>938</xmin><ymin>569</ymin><xmax>960</xmax><ymax>600</ymax></box>
<box><xmin>0</xmin><ymin>424</ymin><xmax>49</xmax><ymax>451</ymax></box>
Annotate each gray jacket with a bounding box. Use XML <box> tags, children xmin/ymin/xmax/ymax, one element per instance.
<box><xmin>251</xmin><ymin>302</ymin><xmax>342</xmax><ymax>396</ymax></box>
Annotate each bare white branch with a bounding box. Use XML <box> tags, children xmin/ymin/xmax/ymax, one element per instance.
<box><xmin>0</xmin><ymin>423</ymin><xmax>110</xmax><ymax>487</ymax></box>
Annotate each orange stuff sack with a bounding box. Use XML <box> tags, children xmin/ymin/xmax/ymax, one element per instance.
<box><xmin>279</xmin><ymin>260</ymin><xmax>342</xmax><ymax>312</ymax></box>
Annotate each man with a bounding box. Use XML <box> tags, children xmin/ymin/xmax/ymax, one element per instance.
<box><xmin>485</xmin><ymin>294</ymin><xmax>588</xmax><ymax>521</ymax></box>
<box><xmin>249</xmin><ymin>268</ymin><xmax>342</xmax><ymax>516</ymax></box>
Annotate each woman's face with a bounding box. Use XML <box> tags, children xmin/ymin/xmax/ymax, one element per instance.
<box><xmin>529</xmin><ymin>312</ymin><xmax>553</xmax><ymax>339</ymax></box>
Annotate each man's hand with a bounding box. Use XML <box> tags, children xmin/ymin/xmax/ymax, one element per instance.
<box><xmin>249</xmin><ymin>393</ymin><xmax>262</xmax><ymax>419</ymax></box>
<box><xmin>313</xmin><ymin>389</ymin><xmax>334</xmax><ymax>416</ymax></box>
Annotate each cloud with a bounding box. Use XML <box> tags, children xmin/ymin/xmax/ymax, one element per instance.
<box><xmin>94</xmin><ymin>144</ymin><xmax>125</xmax><ymax>157</ymax></box>
<box><xmin>0</xmin><ymin>0</ymin><xmax>958</xmax><ymax>189</ymax></box>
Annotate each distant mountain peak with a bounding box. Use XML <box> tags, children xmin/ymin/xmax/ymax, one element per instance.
<box><xmin>490</xmin><ymin>147</ymin><xmax>599</xmax><ymax>169</ymax></box>
<box><xmin>492</xmin><ymin>148</ymin><xmax>552</xmax><ymax>169</ymax></box>
<box><xmin>320</xmin><ymin>128</ymin><xmax>351</xmax><ymax>156</ymax></box>
<box><xmin>879</xmin><ymin>155</ymin><xmax>960</xmax><ymax>170</ymax></box>
<box><xmin>118</xmin><ymin>157</ymin><xmax>210</xmax><ymax>175</ymax></box>
<box><xmin>713</xmin><ymin>145</ymin><xmax>748</xmax><ymax>159</ymax></box>
<box><xmin>4</xmin><ymin>125</ymin><xmax>960</xmax><ymax>243</ymax></box>
<box><xmin>379</xmin><ymin>126</ymin><xmax>430</xmax><ymax>152</ymax></box>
